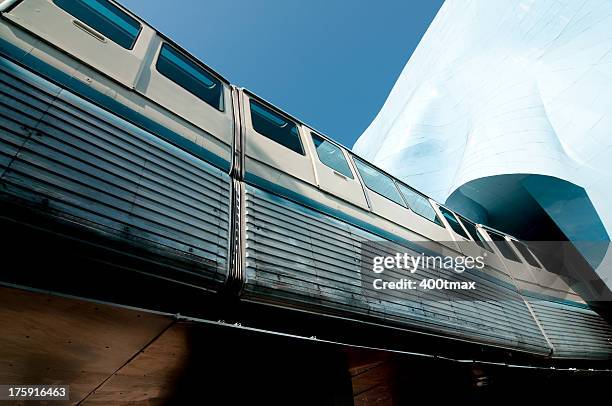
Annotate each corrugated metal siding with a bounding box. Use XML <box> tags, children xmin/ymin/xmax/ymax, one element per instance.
<box><xmin>242</xmin><ymin>185</ymin><xmax>551</xmax><ymax>354</ymax></box>
<box><xmin>0</xmin><ymin>57</ymin><xmax>230</xmax><ymax>287</ymax></box>
<box><xmin>529</xmin><ymin>300</ymin><xmax>612</xmax><ymax>359</ymax></box>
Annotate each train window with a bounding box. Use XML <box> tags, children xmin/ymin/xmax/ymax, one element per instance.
<box><xmin>456</xmin><ymin>215</ymin><xmax>492</xmax><ymax>251</ymax></box>
<box><xmin>53</xmin><ymin>0</ymin><xmax>141</xmax><ymax>49</ymax></box>
<box><xmin>488</xmin><ymin>232</ymin><xmax>521</xmax><ymax>262</ymax></box>
<box><xmin>250</xmin><ymin>100</ymin><xmax>304</xmax><ymax>155</ymax></box>
<box><xmin>396</xmin><ymin>184</ymin><xmax>443</xmax><ymax>226</ymax></box>
<box><xmin>311</xmin><ymin>133</ymin><xmax>353</xmax><ymax>178</ymax></box>
<box><xmin>156</xmin><ymin>43</ymin><xmax>224</xmax><ymax>111</ymax></box>
<box><xmin>512</xmin><ymin>240</ymin><xmax>541</xmax><ymax>268</ymax></box>
<box><xmin>353</xmin><ymin>158</ymin><xmax>406</xmax><ymax>206</ymax></box>
<box><xmin>438</xmin><ymin>207</ymin><xmax>469</xmax><ymax>239</ymax></box>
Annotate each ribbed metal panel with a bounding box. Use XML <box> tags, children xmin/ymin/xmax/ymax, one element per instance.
<box><xmin>243</xmin><ymin>185</ymin><xmax>551</xmax><ymax>354</ymax></box>
<box><xmin>529</xmin><ymin>300</ymin><xmax>612</xmax><ymax>359</ymax></box>
<box><xmin>0</xmin><ymin>57</ymin><xmax>230</xmax><ymax>287</ymax></box>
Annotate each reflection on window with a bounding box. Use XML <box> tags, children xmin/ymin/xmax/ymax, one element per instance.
<box><xmin>311</xmin><ymin>133</ymin><xmax>353</xmax><ymax>178</ymax></box>
<box><xmin>250</xmin><ymin>100</ymin><xmax>304</xmax><ymax>155</ymax></box>
<box><xmin>512</xmin><ymin>240</ymin><xmax>541</xmax><ymax>268</ymax></box>
<box><xmin>488</xmin><ymin>231</ymin><xmax>520</xmax><ymax>262</ymax></box>
<box><xmin>438</xmin><ymin>207</ymin><xmax>469</xmax><ymax>239</ymax></box>
<box><xmin>53</xmin><ymin>0</ymin><xmax>141</xmax><ymax>49</ymax></box>
<box><xmin>157</xmin><ymin>43</ymin><xmax>224</xmax><ymax>111</ymax></box>
<box><xmin>397</xmin><ymin>184</ymin><xmax>443</xmax><ymax>226</ymax></box>
<box><xmin>353</xmin><ymin>158</ymin><xmax>405</xmax><ymax>206</ymax></box>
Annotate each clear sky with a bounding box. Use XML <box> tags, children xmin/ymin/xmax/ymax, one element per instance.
<box><xmin>119</xmin><ymin>0</ymin><xmax>443</xmax><ymax>148</ymax></box>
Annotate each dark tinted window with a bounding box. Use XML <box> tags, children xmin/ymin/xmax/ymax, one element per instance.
<box><xmin>53</xmin><ymin>0</ymin><xmax>141</xmax><ymax>49</ymax></box>
<box><xmin>250</xmin><ymin>100</ymin><xmax>304</xmax><ymax>155</ymax></box>
<box><xmin>157</xmin><ymin>43</ymin><xmax>224</xmax><ymax>111</ymax></box>
<box><xmin>311</xmin><ymin>133</ymin><xmax>353</xmax><ymax>178</ymax></box>
<box><xmin>456</xmin><ymin>215</ymin><xmax>492</xmax><ymax>251</ymax></box>
<box><xmin>438</xmin><ymin>207</ymin><xmax>469</xmax><ymax>239</ymax></box>
<box><xmin>353</xmin><ymin>158</ymin><xmax>405</xmax><ymax>206</ymax></box>
<box><xmin>488</xmin><ymin>231</ymin><xmax>520</xmax><ymax>262</ymax></box>
<box><xmin>397</xmin><ymin>184</ymin><xmax>443</xmax><ymax>226</ymax></box>
<box><xmin>512</xmin><ymin>241</ymin><xmax>541</xmax><ymax>268</ymax></box>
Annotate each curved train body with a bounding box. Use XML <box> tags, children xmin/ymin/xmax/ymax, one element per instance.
<box><xmin>0</xmin><ymin>0</ymin><xmax>611</xmax><ymax>361</ymax></box>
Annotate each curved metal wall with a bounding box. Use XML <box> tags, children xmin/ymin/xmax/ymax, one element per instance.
<box><xmin>353</xmin><ymin>0</ymin><xmax>612</xmax><ymax>289</ymax></box>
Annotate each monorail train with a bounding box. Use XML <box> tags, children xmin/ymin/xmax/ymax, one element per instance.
<box><xmin>0</xmin><ymin>0</ymin><xmax>610</xmax><ymax>360</ymax></box>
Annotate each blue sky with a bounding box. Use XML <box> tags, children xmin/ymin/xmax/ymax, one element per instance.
<box><xmin>119</xmin><ymin>0</ymin><xmax>443</xmax><ymax>148</ymax></box>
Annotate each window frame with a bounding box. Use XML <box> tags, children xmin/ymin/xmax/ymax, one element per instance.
<box><xmin>396</xmin><ymin>183</ymin><xmax>444</xmax><ymax>227</ymax></box>
<box><xmin>455</xmin><ymin>215</ymin><xmax>493</xmax><ymax>252</ymax></box>
<box><xmin>511</xmin><ymin>240</ymin><xmax>542</xmax><ymax>268</ymax></box>
<box><xmin>310</xmin><ymin>132</ymin><xmax>354</xmax><ymax>179</ymax></box>
<box><xmin>249</xmin><ymin>98</ymin><xmax>305</xmax><ymax>156</ymax></box>
<box><xmin>487</xmin><ymin>231</ymin><xmax>521</xmax><ymax>262</ymax></box>
<box><xmin>437</xmin><ymin>206</ymin><xmax>470</xmax><ymax>239</ymax></box>
<box><xmin>352</xmin><ymin>157</ymin><xmax>406</xmax><ymax>207</ymax></box>
<box><xmin>155</xmin><ymin>42</ymin><xmax>225</xmax><ymax>112</ymax></box>
<box><xmin>52</xmin><ymin>0</ymin><xmax>142</xmax><ymax>50</ymax></box>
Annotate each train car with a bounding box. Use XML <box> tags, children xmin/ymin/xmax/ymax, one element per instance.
<box><xmin>0</xmin><ymin>0</ymin><xmax>610</xmax><ymax>360</ymax></box>
<box><xmin>0</xmin><ymin>0</ymin><xmax>235</xmax><ymax>293</ymax></box>
<box><xmin>477</xmin><ymin>225</ymin><xmax>612</xmax><ymax>359</ymax></box>
<box><xmin>238</xmin><ymin>87</ymin><xmax>557</xmax><ymax>355</ymax></box>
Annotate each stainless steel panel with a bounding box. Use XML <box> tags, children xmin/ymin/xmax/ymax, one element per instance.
<box><xmin>0</xmin><ymin>57</ymin><xmax>230</xmax><ymax>287</ymax></box>
<box><xmin>243</xmin><ymin>185</ymin><xmax>551</xmax><ymax>354</ymax></box>
<box><xmin>529</xmin><ymin>300</ymin><xmax>612</xmax><ymax>359</ymax></box>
